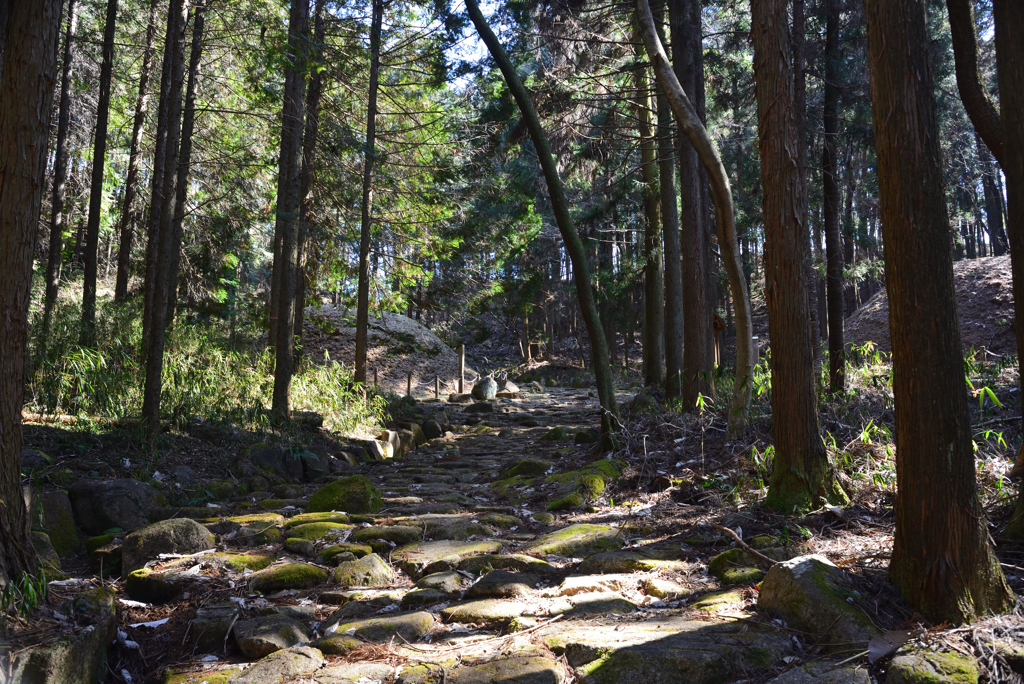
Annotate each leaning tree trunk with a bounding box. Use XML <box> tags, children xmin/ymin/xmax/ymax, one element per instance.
<box><xmin>165</xmin><ymin>5</ymin><xmax>205</xmax><ymax>326</ymax></box>
<box><xmin>142</xmin><ymin>0</ymin><xmax>189</xmax><ymax>436</ymax></box>
<box><xmin>669</xmin><ymin>0</ymin><xmax>711</xmax><ymax>406</ymax></box>
<box><xmin>994</xmin><ymin>0</ymin><xmax>1024</xmax><ymax>539</ymax></box>
<box><xmin>865</xmin><ymin>0</ymin><xmax>1013</xmax><ymax>622</ymax></box>
<box><xmin>42</xmin><ymin>0</ymin><xmax>78</xmax><ymax>336</ymax></box>
<box><xmin>114</xmin><ymin>0</ymin><xmax>160</xmax><ymax>303</ymax></box>
<box><xmin>0</xmin><ymin>0</ymin><xmax>63</xmax><ymax>581</ymax></box>
<box><xmin>822</xmin><ymin>0</ymin><xmax>845</xmax><ymax>392</ymax></box>
<box><xmin>635</xmin><ymin>0</ymin><xmax>753</xmax><ymax>436</ymax></box>
<box><xmin>752</xmin><ymin>0</ymin><xmax>847</xmax><ymax>514</ymax></box>
<box><xmin>632</xmin><ymin>22</ymin><xmax>664</xmax><ymax>388</ymax></box>
<box><xmin>946</xmin><ymin>0</ymin><xmax>1003</xmax><ymax>165</ymax></box>
<box><xmin>80</xmin><ymin>0</ymin><xmax>119</xmax><ymax>346</ymax></box>
<box><xmin>354</xmin><ymin>0</ymin><xmax>382</xmax><ymax>387</ymax></box>
<box><xmin>271</xmin><ymin>0</ymin><xmax>310</xmax><ymax>419</ymax></box>
<box><xmin>466</xmin><ymin>0</ymin><xmax>619</xmax><ymax>431</ymax></box>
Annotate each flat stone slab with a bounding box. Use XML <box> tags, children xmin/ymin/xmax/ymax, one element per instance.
<box><xmin>557</xmin><ymin>592</ymin><xmax>637</xmax><ymax>617</ymax></box>
<box><xmin>521</xmin><ymin>524</ymin><xmax>623</xmax><ymax>558</ymax></box>
<box><xmin>541</xmin><ymin>616</ymin><xmax>790</xmax><ymax>684</ymax></box>
<box><xmin>392</xmin><ymin>540</ymin><xmax>504</xmax><ymax>578</ymax></box>
<box><xmin>578</xmin><ymin>551</ymin><xmax>690</xmax><ymax>574</ymax></box>
<box><xmin>767</xmin><ymin>662</ymin><xmax>871</xmax><ymax>683</ymax></box>
<box><xmin>398</xmin><ymin>654</ymin><xmax>566</xmax><ymax>684</ymax></box>
<box><xmin>441</xmin><ymin>599</ymin><xmax>530</xmax><ymax>627</ymax></box>
<box><xmin>459</xmin><ymin>554</ymin><xmax>557</xmax><ymax>576</ymax></box>
<box><xmin>324</xmin><ymin>610</ymin><xmax>436</xmax><ymax>643</ymax></box>
<box><xmin>465</xmin><ymin>571</ymin><xmax>538</xmax><ymax>599</ymax></box>
<box><xmin>228</xmin><ymin>646</ymin><xmax>324</xmax><ymax>684</ymax></box>
<box><xmin>315</xmin><ymin>663</ymin><xmax>396</xmax><ymax>683</ymax></box>
<box><xmin>233</xmin><ymin>616</ymin><xmax>311</xmax><ymax>660</ymax></box>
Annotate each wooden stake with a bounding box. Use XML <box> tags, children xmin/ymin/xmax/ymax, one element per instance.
<box><xmin>407</xmin><ymin>371</ymin><xmax>412</xmax><ymax>397</ymax></box>
<box><xmin>458</xmin><ymin>344</ymin><xmax>465</xmax><ymax>394</ymax></box>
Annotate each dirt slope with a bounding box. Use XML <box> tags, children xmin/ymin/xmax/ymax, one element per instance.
<box><xmin>846</xmin><ymin>255</ymin><xmax>1017</xmax><ymax>356</ymax></box>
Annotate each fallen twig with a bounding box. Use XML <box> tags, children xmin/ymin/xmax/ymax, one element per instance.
<box><xmin>706</xmin><ymin>522</ymin><xmax>779</xmax><ymax>566</ymax></box>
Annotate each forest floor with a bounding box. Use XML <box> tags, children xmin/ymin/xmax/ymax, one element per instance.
<box><xmin>13</xmin><ymin>348</ymin><xmax>1024</xmax><ymax>684</ymax></box>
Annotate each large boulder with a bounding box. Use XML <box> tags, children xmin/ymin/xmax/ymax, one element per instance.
<box><xmin>121</xmin><ymin>518</ymin><xmax>215</xmax><ymax>574</ymax></box>
<box><xmin>68</xmin><ymin>478</ymin><xmax>164</xmax><ymax>535</ymax></box>
<box><xmin>757</xmin><ymin>555</ymin><xmax>880</xmax><ymax>649</ymax></box>
<box><xmin>6</xmin><ymin>587</ymin><xmax>116</xmax><ymax>684</ymax></box>
<box><xmin>332</xmin><ymin>553</ymin><xmax>394</xmax><ymax>587</ymax></box>
<box><xmin>308</xmin><ymin>475</ymin><xmax>382</xmax><ymax>513</ymax></box>
<box><xmin>472</xmin><ymin>376</ymin><xmax>498</xmax><ymax>401</ymax></box>
<box><xmin>29</xmin><ymin>490</ymin><xmax>80</xmax><ymax>557</ymax></box>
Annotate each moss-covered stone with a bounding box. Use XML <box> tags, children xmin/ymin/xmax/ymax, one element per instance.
<box><xmin>308</xmin><ymin>475</ymin><xmax>382</xmax><ymax>514</ymax></box>
<box><xmin>458</xmin><ymin>553</ymin><xmax>557</xmax><ymax>576</ymax></box>
<box><xmin>226</xmin><ymin>512</ymin><xmax>286</xmax><ymax>528</ymax></box>
<box><xmin>416</xmin><ymin>571</ymin><xmax>463</xmax><ymax>593</ymax></box>
<box><xmin>283</xmin><ymin>521</ymin><xmax>356</xmax><ymax>541</ymax></box>
<box><xmin>887</xmin><ymin>649</ymin><xmax>979</xmax><ymax>684</ymax></box>
<box><xmin>232</xmin><ymin>616</ymin><xmax>311</xmax><ymax>659</ymax></box>
<box><xmin>465</xmin><ymin>570</ymin><xmax>537</xmax><ymax>599</ymax></box>
<box><xmin>283</xmin><ymin>511</ymin><xmax>351</xmax><ymax>528</ymax></box>
<box><xmin>352</xmin><ymin>525</ymin><xmax>422</xmax><ymax>546</ymax></box>
<box><xmin>477</xmin><ymin>513</ymin><xmax>521</xmax><ymax>528</ymax></box>
<box><xmin>319</xmin><ymin>543</ymin><xmax>373</xmax><ymax>564</ymax></box>
<box><xmin>31</xmin><ymin>531</ymin><xmax>62</xmax><ymax>575</ymax></box>
<box><xmin>324</xmin><ymin>611</ymin><xmax>435</xmax><ymax>643</ymax></box>
<box><xmin>162</xmin><ymin>668</ymin><xmax>240</xmax><ymax>684</ymax></box>
<box><xmin>499</xmin><ymin>458</ymin><xmax>551</xmax><ymax>479</ymax></box>
<box><xmin>427</xmin><ymin>522</ymin><xmax>494</xmax><ymax>541</ymax></box>
<box><xmin>125</xmin><ymin>568</ymin><xmax>196</xmax><ymax>603</ymax></box>
<box><xmin>233</xmin><ymin>645</ymin><xmax>324</xmax><ymax>682</ymax></box>
<box><xmin>522</xmin><ymin>524</ymin><xmax>624</xmax><ymax>557</ymax></box>
<box><xmin>332</xmin><ymin>553</ymin><xmax>394</xmax><ymax>587</ymax></box>
<box><xmin>206</xmin><ymin>552</ymin><xmax>274</xmax><ymax>572</ymax></box>
<box><xmin>392</xmin><ymin>539</ymin><xmax>504</xmax><ymax>578</ymax></box>
<box><xmin>540</xmin><ymin>426</ymin><xmax>570</xmax><ymax>441</ymax></box>
<box><xmin>691</xmin><ymin>589</ymin><xmax>745</xmax><ymax>613</ymax></box>
<box><xmin>206</xmin><ymin>480</ymin><xmax>240</xmax><ymax>500</ymax></box>
<box><xmin>121</xmin><ymin>518</ymin><xmax>215</xmax><ymax>574</ymax></box>
<box><xmin>313</xmin><ymin>634</ymin><xmax>363</xmax><ymax>655</ymax></box>
<box><xmin>440</xmin><ymin>599</ymin><xmax>529</xmax><ymax>627</ymax></box>
<box><xmin>547</xmin><ymin>492</ymin><xmax>583</xmax><ymax>511</ymax></box>
<box><xmin>236</xmin><ymin>524</ymin><xmax>282</xmax><ymax>546</ymax></box>
<box><xmin>284</xmin><ymin>537</ymin><xmax>315</xmax><ymax>556</ymax></box>
<box><xmin>249</xmin><ymin>561</ymin><xmax>328</xmax><ymax>593</ymax></box>
<box><xmin>37</xmin><ymin>490</ymin><xmax>80</xmax><ymax>557</ymax></box>
<box><xmin>579</xmin><ymin>550</ymin><xmax>689</xmax><ymax>574</ymax></box>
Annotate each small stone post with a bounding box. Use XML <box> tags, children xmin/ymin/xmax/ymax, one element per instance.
<box><xmin>434</xmin><ymin>375</ymin><xmax>439</xmax><ymax>399</ymax></box>
<box><xmin>458</xmin><ymin>344</ymin><xmax>465</xmax><ymax>394</ymax></box>
<box><xmin>407</xmin><ymin>372</ymin><xmax>412</xmax><ymax>397</ymax></box>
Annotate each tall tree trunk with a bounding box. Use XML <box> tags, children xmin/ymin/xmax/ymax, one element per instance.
<box><xmin>466</xmin><ymin>0</ymin><xmax>619</xmax><ymax>431</ymax></box>
<box><xmin>294</xmin><ymin>0</ymin><xmax>326</xmax><ymax>341</ymax></box>
<box><xmin>822</xmin><ymin>0</ymin><xmax>845</xmax><ymax>392</ymax></box>
<box><xmin>752</xmin><ymin>0</ymin><xmax>846</xmax><ymax>513</ymax></box>
<box><xmin>670</xmin><ymin>0</ymin><xmax>712</xmax><ymax>406</ymax></box>
<box><xmin>80</xmin><ymin>0</ymin><xmax>119</xmax><ymax>346</ymax></box>
<box><xmin>842</xmin><ymin>142</ymin><xmax>856</xmax><ymax>315</ymax></box>
<box><xmin>271</xmin><ymin>0</ymin><xmax>310</xmax><ymax>419</ymax></box>
<box><xmin>865</xmin><ymin>0</ymin><xmax>1013</xmax><ymax>622</ymax></box>
<box><xmin>42</xmin><ymin>0</ymin><xmax>77</xmax><ymax>333</ymax></box>
<box><xmin>142</xmin><ymin>0</ymin><xmax>183</xmax><ymax>363</ymax></box>
<box><xmin>354</xmin><ymin>0</ymin><xmax>383</xmax><ymax>387</ymax></box>
<box><xmin>0</xmin><ymin>0</ymin><xmax>63</xmax><ymax>581</ymax></box>
<box><xmin>658</xmin><ymin>84</ymin><xmax>685</xmax><ymax>400</ymax></box>
<box><xmin>993</xmin><ymin>0</ymin><xmax>1024</xmax><ymax>539</ymax></box>
<box><xmin>114</xmin><ymin>0</ymin><xmax>160</xmax><ymax>302</ymax></box>
<box><xmin>793</xmin><ymin>0</ymin><xmax>819</xmax><ymax>365</ymax></box>
<box><xmin>165</xmin><ymin>4</ymin><xmax>204</xmax><ymax>327</ymax></box>
<box><xmin>142</xmin><ymin>0</ymin><xmax>189</xmax><ymax>435</ymax></box>
<box><xmin>633</xmin><ymin>24</ymin><xmax>664</xmax><ymax>387</ymax></box>
<box><xmin>635</xmin><ymin>0</ymin><xmax>754</xmax><ymax>436</ymax></box>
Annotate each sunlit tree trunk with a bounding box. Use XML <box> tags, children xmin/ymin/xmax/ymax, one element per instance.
<box><xmin>114</xmin><ymin>0</ymin><xmax>160</xmax><ymax>303</ymax></box>
<box><xmin>0</xmin><ymin>0</ymin><xmax>63</xmax><ymax>581</ymax></box>
<box><xmin>866</xmin><ymin>0</ymin><xmax>1013</xmax><ymax>622</ymax></box>
<box><xmin>80</xmin><ymin>0</ymin><xmax>119</xmax><ymax>346</ymax></box>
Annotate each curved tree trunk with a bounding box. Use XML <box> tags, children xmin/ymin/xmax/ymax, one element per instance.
<box><xmin>634</xmin><ymin>0</ymin><xmax>753</xmax><ymax>436</ymax></box>
<box><xmin>866</xmin><ymin>0</ymin><xmax>1012</xmax><ymax>622</ymax></box>
<box><xmin>752</xmin><ymin>0</ymin><xmax>846</xmax><ymax>513</ymax></box>
<box><xmin>80</xmin><ymin>0</ymin><xmax>119</xmax><ymax>346</ymax></box>
<box><xmin>42</xmin><ymin>0</ymin><xmax>78</xmax><ymax>336</ymax></box>
<box><xmin>465</xmin><ymin>0</ymin><xmax>619</xmax><ymax>431</ymax></box>
<box><xmin>946</xmin><ymin>0</ymin><xmax>1003</xmax><ymax>165</ymax></box>
<box><xmin>0</xmin><ymin>0</ymin><xmax>63</xmax><ymax>581</ymax></box>
<box><xmin>354</xmin><ymin>0</ymin><xmax>383</xmax><ymax>387</ymax></box>
<box><xmin>114</xmin><ymin>0</ymin><xmax>160</xmax><ymax>303</ymax></box>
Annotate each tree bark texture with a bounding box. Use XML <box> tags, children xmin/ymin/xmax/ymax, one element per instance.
<box><xmin>751</xmin><ymin>0</ymin><xmax>846</xmax><ymax>513</ymax></box>
<box><xmin>976</xmin><ymin>134</ymin><xmax>1007</xmax><ymax>256</ymax></box>
<box><xmin>165</xmin><ymin>4</ymin><xmax>204</xmax><ymax>326</ymax></box>
<box><xmin>294</xmin><ymin>0</ymin><xmax>326</xmax><ymax>340</ymax></box>
<box><xmin>658</xmin><ymin>84</ymin><xmax>685</xmax><ymax>401</ymax></box>
<box><xmin>0</xmin><ymin>0</ymin><xmax>63</xmax><ymax>581</ymax></box>
<box><xmin>114</xmin><ymin>0</ymin><xmax>160</xmax><ymax>302</ymax></box>
<box><xmin>993</xmin><ymin>0</ymin><xmax>1024</xmax><ymax>540</ymax></box>
<box><xmin>272</xmin><ymin>0</ymin><xmax>310</xmax><ymax>418</ymax></box>
<box><xmin>42</xmin><ymin>0</ymin><xmax>77</xmax><ymax>326</ymax></box>
<box><xmin>354</xmin><ymin>0</ymin><xmax>382</xmax><ymax>386</ymax></box>
<box><xmin>635</xmin><ymin>0</ymin><xmax>753</xmax><ymax>437</ymax></box>
<box><xmin>142</xmin><ymin>0</ymin><xmax>189</xmax><ymax>434</ymax></box>
<box><xmin>80</xmin><ymin>0</ymin><xmax>119</xmax><ymax>346</ymax></box>
<box><xmin>865</xmin><ymin>0</ymin><xmax>1013</xmax><ymax>622</ymax></box>
<box><xmin>466</xmin><ymin>0</ymin><xmax>619</xmax><ymax>430</ymax></box>
<box><xmin>633</xmin><ymin>23</ymin><xmax>664</xmax><ymax>388</ymax></box>
<box><xmin>669</xmin><ymin>0</ymin><xmax>712</xmax><ymax>406</ymax></box>
<box><xmin>822</xmin><ymin>0</ymin><xmax>845</xmax><ymax>392</ymax></box>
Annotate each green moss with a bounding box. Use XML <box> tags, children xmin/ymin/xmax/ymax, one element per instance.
<box><xmin>766</xmin><ymin>467</ymin><xmax>849</xmax><ymax>514</ymax></box>
<box><xmin>477</xmin><ymin>513</ymin><xmax>521</xmax><ymax>528</ymax></box>
<box><xmin>720</xmin><ymin>567</ymin><xmax>764</xmax><ymax>584</ymax></box>
<box><xmin>548</xmin><ymin>492</ymin><xmax>584</xmax><ymax>511</ymax></box>
<box><xmin>490</xmin><ymin>475</ymin><xmax>534</xmax><ymax>498</ymax></box>
<box><xmin>284</xmin><ymin>522</ymin><xmax>356</xmax><ymax>541</ymax></box>
<box><xmin>206</xmin><ymin>481</ymin><xmax>239</xmax><ymax>500</ymax></box>
<box><xmin>86</xmin><ymin>534</ymin><xmax>116</xmax><ymax>554</ymax></box>
<box><xmin>320</xmin><ymin>543</ymin><xmax>373</xmax><ymax>562</ymax></box>
<box><xmin>890</xmin><ymin>650</ymin><xmax>979</xmax><ymax>684</ymax></box>
<box><xmin>249</xmin><ymin>561</ymin><xmax>328</xmax><ymax>592</ymax></box>
<box><xmin>579</xmin><ymin>474</ymin><xmax>605</xmax><ymax>499</ymax></box>
<box><xmin>163</xmin><ymin>668</ymin><xmax>240</xmax><ymax>684</ymax></box>
<box><xmin>208</xmin><ymin>552</ymin><xmax>273</xmax><ymax>571</ymax></box>
<box><xmin>283</xmin><ymin>511</ymin><xmax>351</xmax><ymax>528</ymax></box>
<box><xmin>691</xmin><ymin>590</ymin><xmax>745</xmax><ymax>612</ymax></box>
<box><xmin>308</xmin><ymin>475</ymin><xmax>382</xmax><ymax>514</ymax></box>
<box><xmin>226</xmin><ymin>512</ymin><xmax>286</xmax><ymax>527</ymax></box>
<box><xmin>47</xmin><ymin>469</ymin><xmax>76</xmax><ymax>488</ymax></box>
<box><xmin>499</xmin><ymin>458</ymin><xmax>551</xmax><ymax>479</ymax></box>
<box><xmin>314</xmin><ymin>635</ymin><xmax>362</xmax><ymax>655</ymax></box>
<box><xmin>540</xmin><ymin>426</ymin><xmax>570</xmax><ymax>441</ymax></box>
